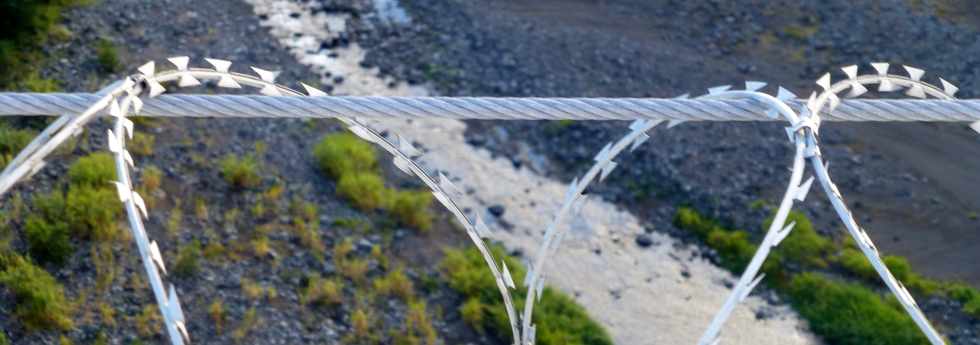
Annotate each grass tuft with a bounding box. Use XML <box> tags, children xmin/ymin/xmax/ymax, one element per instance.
<box><xmin>220</xmin><ymin>154</ymin><xmax>261</xmax><ymax>189</ymax></box>
<box><xmin>173</xmin><ymin>240</ymin><xmax>201</xmax><ymax>278</ymax></box>
<box><xmin>301</xmin><ymin>274</ymin><xmax>343</xmax><ymax>307</ymax></box>
<box><xmin>95</xmin><ymin>38</ymin><xmax>120</xmax><ymax>73</ymax></box>
<box><xmin>374</xmin><ymin>267</ymin><xmax>414</xmax><ymax>301</ymax></box>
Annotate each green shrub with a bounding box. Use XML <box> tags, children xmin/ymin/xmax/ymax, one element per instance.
<box><xmin>673</xmin><ymin>207</ymin><xmax>718</xmax><ymax>238</ymax></box>
<box><xmin>441</xmin><ymin>246</ymin><xmax>612</xmax><ymax>345</ymax></box>
<box><xmin>65</xmin><ymin>185</ymin><xmax>119</xmax><ymax>241</ymax></box>
<box><xmin>0</xmin><ymin>330</ymin><xmax>8</xmax><ymax>345</ymax></box>
<box><xmin>313</xmin><ymin>133</ymin><xmax>377</xmax><ymax>179</ymax></box>
<box><xmin>765</xmin><ymin>211</ymin><xmax>832</xmax><ymax>268</ymax></box>
<box><xmin>946</xmin><ymin>283</ymin><xmax>980</xmax><ymax>318</ymax></box>
<box><xmin>17</xmin><ymin>70</ymin><xmax>59</xmax><ymax>92</ymax></box>
<box><xmin>788</xmin><ymin>273</ymin><xmax>929</xmax><ymax>345</ymax></box>
<box><xmin>0</xmin><ymin>123</ymin><xmax>35</xmax><ymax>169</ymax></box>
<box><xmin>95</xmin><ymin>38</ymin><xmax>119</xmax><ymax>73</ymax></box>
<box><xmin>948</xmin><ymin>283</ymin><xmax>979</xmax><ymax>303</ymax></box>
<box><xmin>312</xmin><ymin>132</ymin><xmax>434</xmax><ymax>231</ymax></box>
<box><xmin>24</xmin><ymin>192</ymin><xmax>71</xmax><ymax>264</ymax></box>
<box><xmin>173</xmin><ymin>240</ymin><xmax>201</xmax><ymax>278</ymax></box>
<box><xmin>24</xmin><ymin>214</ymin><xmax>71</xmax><ymax>265</ymax></box>
<box><xmin>838</xmin><ymin>248</ymin><xmax>873</xmax><ymax>279</ymax></box>
<box><xmin>220</xmin><ymin>155</ymin><xmax>261</xmax><ymax>189</ymax></box>
<box><xmin>0</xmin><ymin>255</ymin><xmax>73</xmax><ymax>330</ymax></box>
<box><xmin>838</xmin><ymin>249</ymin><xmax>922</xmax><ymax>287</ymax></box>
<box><xmin>460</xmin><ymin>298</ymin><xmax>486</xmax><ymax>332</ymax></box>
<box><xmin>388</xmin><ymin>190</ymin><xmax>433</xmax><ymax>231</ymax></box>
<box><xmin>68</xmin><ymin>153</ymin><xmax>115</xmax><ymax>187</ymax></box>
<box><xmin>964</xmin><ymin>297</ymin><xmax>980</xmax><ymax>318</ymax></box>
<box><xmin>337</xmin><ymin>172</ymin><xmax>385</xmax><ymax>210</ymax></box>
<box><xmin>705</xmin><ymin>229</ymin><xmax>757</xmax><ymax>272</ymax></box>
<box><xmin>675</xmin><ymin>207</ymin><xmax>763</xmax><ymax>273</ymax></box>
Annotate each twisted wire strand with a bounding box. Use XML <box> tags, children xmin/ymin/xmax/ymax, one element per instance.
<box><xmin>3</xmin><ymin>92</ymin><xmax>980</xmax><ymax>122</ymax></box>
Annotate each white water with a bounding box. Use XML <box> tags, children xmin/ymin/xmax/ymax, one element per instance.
<box><xmin>243</xmin><ymin>1</ymin><xmax>820</xmax><ymax>344</ymax></box>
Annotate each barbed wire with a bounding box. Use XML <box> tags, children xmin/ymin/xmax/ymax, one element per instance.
<box><xmin>0</xmin><ymin>58</ymin><xmax>970</xmax><ymax>345</ymax></box>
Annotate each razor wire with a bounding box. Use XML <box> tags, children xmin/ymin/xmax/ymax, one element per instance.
<box><xmin>0</xmin><ymin>58</ymin><xmax>973</xmax><ymax>345</ymax></box>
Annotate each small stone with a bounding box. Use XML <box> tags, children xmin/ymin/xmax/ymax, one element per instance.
<box><xmin>635</xmin><ymin>234</ymin><xmax>654</xmax><ymax>248</ymax></box>
<box><xmin>488</xmin><ymin>205</ymin><xmax>505</xmax><ymax>217</ymax></box>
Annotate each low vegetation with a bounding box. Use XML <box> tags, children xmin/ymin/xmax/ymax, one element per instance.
<box><xmin>374</xmin><ymin>267</ymin><xmax>414</xmax><ymax>302</ymax></box>
<box><xmin>301</xmin><ymin>274</ymin><xmax>344</xmax><ymax>307</ymax></box>
<box><xmin>66</xmin><ymin>185</ymin><xmax>119</xmax><ymax>241</ymax></box>
<box><xmin>789</xmin><ymin>273</ymin><xmax>928</xmax><ymax>345</ymax></box>
<box><xmin>393</xmin><ymin>301</ymin><xmax>438</xmax><ymax>345</ymax></box>
<box><xmin>290</xmin><ymin>199</ymin><xmax>325</xmax><ymax>257</ymax></box>
<box><xmin>95</xmin><ymin>38</ymin><xmax>120</xmax><ymax>73</ymax></box>
<box><xmin>232</xmin><ymin>307</ymin><xmax>259</xmax><ymax>342</ymax></box>
<box><xmin>0</xmin><ymin>123</ymin><xmax>36</xmax><ymax>169</ymax></box>
<box><xmin>135</xmin><ymin>304</ymin><xmax>161</xmax><ymax>337</ymax></box>
<box><xmin>337</xmin><ymin>172</ymin><xmax>385</xmax><ymax>210</ymax></box>
<box><xmin>22</xmin><ymin>153</ymin><xmax>120</xmax><ymax>265</ymax></box>
<box><xmin>949</xmin><ymin>283</ymin><xmax>980</xmax><ymax>318</ymax></box>
<box><xmin>141</xmin><ymin>166</ymin><xmax>162</xmax><ymax>192</ymax></box>
<box><xmin>209</xmin><ymin>299</ymin><xmax>226</xmax><ymax>334</ymax></box>
<box><xmin>128</xmin><ymin>132</ymin><xmax>155</xmax><ymax>157</ymax></box>
<box><xmin>24</xmin><ymin>194</ymin><xmax>71</xmax><ymax>264</ymax></box>
<box><xmin>313</xmin><ymin>132</ymin><xmax>378</xmax><ymax>179</ymax></box>
<box><xmin>67</xmin><ymin>152</ymin><xmax>115</xmax><ymax>187</ymax></box>
<box><xmin>441</xmin><ymin>246</ymin><xmax>613</xmax><ymax>345</ymax></box>
<box><xmin>0</xmin><ymin>255</ymin><xmax>74</xmax><ymax>330</ymax></box>
<box><xmin>313</xmin><ymin>133</ymin><xmax>432</xmax><ymax>231</ymax></box>
<box><xmin>0</xmin><ymin>0</ymin><xmax>89</xmax><ymax>89</ymax></box>
<box><xmin>173</xmin><ymin>240</ymin><xmax>201</xmax><ymax>278</ymax></box>
<box><xmin>220</xmin><ymin>154</ymin><xmax>261</xmax><ymax>189</ymax></box>
<box><xmin>674</xmin><ymin>206</ymin><xmax>979</xmax><ymax>345</ymax></box>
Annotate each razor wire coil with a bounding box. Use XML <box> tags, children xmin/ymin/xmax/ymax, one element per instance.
<box><xmin>0</xmin><ymin>58</ymin><xmax>973</xmax><ymax>345</ymax></box>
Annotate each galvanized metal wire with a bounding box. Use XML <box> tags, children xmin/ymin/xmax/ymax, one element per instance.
<box><xmin>1</xmin><ymin>92</ymin><xmax>980</xmax><ymax>122</ymax></box>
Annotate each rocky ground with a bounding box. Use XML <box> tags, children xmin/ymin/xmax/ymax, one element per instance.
<box><xmin>2</xmin><ymin>0</ymin><xmax>980</xmax><ymax>344</ymax></box>
<box><xmin>358</xmin><ymin>0</ymin><xmax>980</xmax><ymax>285</ymax></box>
<box><xmin>1</xmin><ymin>0</ymin><xmax>493</xmax><ymax>344</ymax></box>
<box><xmin>350</xmin><ymin>0</ymin><xmax>980</xmax><ymax>342</ymax></box>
